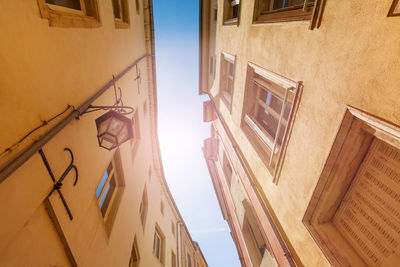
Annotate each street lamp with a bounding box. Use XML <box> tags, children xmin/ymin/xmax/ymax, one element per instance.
<box><xmin>95</xmin><ymin>110</ymin><xmax>134</xmax><ymax>150</ymax></box>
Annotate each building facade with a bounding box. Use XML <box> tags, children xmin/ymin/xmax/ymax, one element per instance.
<box><xmin>0</xmin><ymin>1</ymin><xmax>207</xmax><ymax>267</ymax></box>
<box><xmin>200</xmin><ymin>0</ymin><xmax>400</xmax><ymax>266</ymax></box>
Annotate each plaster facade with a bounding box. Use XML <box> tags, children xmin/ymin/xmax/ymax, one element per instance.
<box><xmin>0</xmin><ymin>1</ymin><xmax>207</xmax><ymax>266</ymax></box>
<box><xmin>200</xmin><ymin>0</ymin><xmax>400</xmax><ymax>266</ymax></box>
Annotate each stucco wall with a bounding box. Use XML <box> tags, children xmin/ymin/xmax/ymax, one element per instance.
<box><xmin>0</xmin><ymin>1</ymin><xmax>201</xmax><ymax>266</ymax></box>
<box><xmin>208</xmin><ymin>0</ymin><xmax>400</xmax><ymax>266</ymax></box>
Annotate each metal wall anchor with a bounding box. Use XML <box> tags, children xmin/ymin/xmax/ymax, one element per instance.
<box><xmin>39</xmin><ymin>148</ymin><xmax>78</xmax><ymax>220</ymax></box>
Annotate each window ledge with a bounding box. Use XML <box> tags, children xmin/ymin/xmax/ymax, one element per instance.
<box><xmin>115</xmin><ymin>20</ymin><xmax>130</xmax><ymax>29</ymax></box>
<box><xmin>223</xmin><ymin>18</ymin><xmax>238</xmax><ymax>25</ymax></box>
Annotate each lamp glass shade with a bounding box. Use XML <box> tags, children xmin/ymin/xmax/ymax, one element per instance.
<box><xmin>95</xmin><ymin>110</ymin><xmax>134</xmax><ymax>150</ymax></box>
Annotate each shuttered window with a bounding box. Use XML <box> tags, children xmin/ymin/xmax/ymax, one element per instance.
<box><xmin>303</xmin><ymin>108</ymin><xmax>400</xmax><ymax>266</ymax></box>
<box><xmin>333</xmin><ymin>139</ymin><xmax>400</xmax><ymax>266</ymax></box>
<box><xmin>242</xmin><ymin>63</ymin><xmax>301</xmax><ymax>183</ymax></box>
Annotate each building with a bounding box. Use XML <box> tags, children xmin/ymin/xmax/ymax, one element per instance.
<box><xmin>0</xmin><ymin>1</ymin><xmax>207</xmax><ymax>267</ymax></box>
<box><xmin>200</xmin><ymin>0</ymin><xmax>400</xmax><ymax>266</ymax></box>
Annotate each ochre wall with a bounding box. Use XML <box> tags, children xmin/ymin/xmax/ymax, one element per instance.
<box><xmin>208</xmin><ymin>0</ymin><xmax>400</xmax><ymax>266</ymax></box>
<box><xmin>0</xmin><ymin>1</ymin><xmax>201</xmax><ymax>266</ymax></box>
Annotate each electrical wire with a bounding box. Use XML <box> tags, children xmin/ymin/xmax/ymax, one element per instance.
<box><xmin>0</xmin><ymin>105</ymin><xmax>73</xmax><ymax>159</ymax></box>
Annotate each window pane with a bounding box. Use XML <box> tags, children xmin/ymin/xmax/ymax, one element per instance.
<box><xmin>228</xmin><ymin>62</ymin><xmax>234</xmax><ymax>76</ymax></box>
<box><xmin>259</xmin><ymin>89</ymin><xmax>283</xmax><ymax>115</ymax></box>
<box><xmin>272</xmin><ymin>0</ymin><xmax>314</xmax><ymax>10</ymax></box>
<box><xmin>96</xmin><ymin>171</ymin><xmax>109</xmax><ymax>198</ymax></box>
<box><xmin>99</xmin><ymin>183</ymin><xmax>110</xmax><ymax>208</ymax></box>
<box><xmin>232</xmin><ymin>4</ymin><xmax>239</xmax><ymax>18</ymax></box>
<box><xmin>256</xmin><ymin>107</ymin><xmax>279</xmax><ymax>139</ymax></box>
<box><xmin>46</xmin><ymin>0</ymin><xmax>81</xmax><ymax>10</ymax></box>
<box><xmin>227</xmin><ymin>78</ymin><xmax>234</xmax><ymax>95</ymax></box>
<box><xmin>112</xmin><ymin>0</ymin><xmax>121</xmax><ymax>19</ymax></box>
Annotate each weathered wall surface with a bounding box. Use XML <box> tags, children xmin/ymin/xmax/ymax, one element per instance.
<box><xmin>208</xmin><ymin>0</ymin><xmax>400</xmax><ymax>266</ymax></box>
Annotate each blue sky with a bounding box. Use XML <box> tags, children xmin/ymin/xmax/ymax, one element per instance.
<box><xmin>153</xmin><ymin>1</ymin><xmax>241</xmax><ymax>266</ymax></box>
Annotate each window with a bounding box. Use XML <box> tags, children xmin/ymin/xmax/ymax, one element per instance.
<box><xmin>95</xmin><ymin>150</ymin><xmax>125</xmax><ymax>235</ymax></box>
<box><xmin>171</xmin><ymin>251</ymin><xmax>177</xmax><ymax>267</ymax></box>
<box><xmin>219</xmin><ymin>53</ymin><xmax>236</xmax><ymax>111</ymax></box>
<box><xmin>135</xmin><ymin>0</ymin><xmax>140</xmax><ymax>14</ymax></box>
<box><xmin>153</xmin><ymin>227</ymin><xmax>165</xmax><ymax>263</ymax></box>
<box><xmin>241</xmin><ymin>63</ymin><xmax>302</xmax><ymax>183</ymax></box>
<box><xmin>139</xmin><ymin>185</ymin><xmax>148</xmax><ymax>229</ymax></box>
<box><xmin>37</xmin><ymin>0</ymin><xmax>100</xmax><ymax>28</ymax></box>
<box><xmin>209</xmin><ymin>54</ymin><xmax>216</xmax><ymax>86</ymax></box>
<box><xmin>129</xmin><ymin>237</ymin><xmax>140</xmax><ymax>267</ymax></box>
<box><xmin>223</xmin><ymin>0</ymin><xmax>240</xmax><ymax>25</ymax></box>
<box><xmin>304</xmin><ymin>107</ymin><xmax>400</xmax><ymax>266</ymax></box>
<box><xmin>388</xmin><ymin>0</ymin><xmax>400</xmax><ymax>16</ymax></box>
<box><xmin>222</xmin><ymin>152</ymin><xmax>233</xmax><ymax>187</ymax></box>
<box><xmin>112</xmin><ymin>0</ymin><xmax>130</xmax><ymax>28</ymax></box>
<box><xmin>241</xmin><ymin>200</ymin><xmax>276</xmax><ymax>266</ymax></box>
<box><xmin>172</xmin><ymin>221</ymin><xmax>176</xmax><ymax>236</ymax></box>
<box><xmin>253</xmin><ymin>0</ymin><xmax>326</xmax><ymax>29</ymax></box>
<box><xmin>160</xmin><ymin>200</ymin><xmax>164</xmax><ymax>215</ymax></box>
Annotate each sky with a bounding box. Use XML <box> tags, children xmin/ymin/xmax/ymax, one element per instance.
<box><xmin>153</xmin><ymin>1</ymin><xmax>241</xmax><ymax>266</ymax></box>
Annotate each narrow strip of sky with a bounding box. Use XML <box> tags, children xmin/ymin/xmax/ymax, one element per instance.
<box><xmin>153</xmin><ymin>1</ymin><xmax>241</xmax><ymax>266</ymax></box>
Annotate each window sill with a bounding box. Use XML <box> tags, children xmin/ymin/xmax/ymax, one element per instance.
<box><xmin>253</xmin><ymin>6</ymin><xmax>313</xmax><ymax>24</ymax></box>
<box><xmin>223</xmin><ymin>18</ymin><xmax>238</xmax><ymax>25</ymax></box>
<box><xmin>115</xmin><ymin>20</ymin><xmax>130</xmax><ymax>29</ymax></box>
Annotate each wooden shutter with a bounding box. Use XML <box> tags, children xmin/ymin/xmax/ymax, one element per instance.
<box><xmin>333</xmin><ymin>138</ymin><xmax>400</xmax><ymax>266</ymax></box>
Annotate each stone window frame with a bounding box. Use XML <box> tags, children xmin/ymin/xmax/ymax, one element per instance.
<box><xmin>388</xmin><ymin>0</ymin><xmax>400</xmax><ymax>17</ymax></box>
<box><xmin>95</xmin><ymin>149</ymin><xmax>125</xmax><ymax>236</ymax></box>
<box><xmin>219</xmin><ymin>52</ymin><xmax>236</xmax><ymax>113</ymax></box>
<box><xmin>171</xmin><ymin>251</ymin><xmax>177</xmax><ymax>267</ymax></box>
<box><xmin>153</xmin><ymin>225</ymin><xmax>165</xmax><ymax>264</ymax></box>
<box><xmin>135</xmin><ymin>0</ymin><xmax>140</xmax><ymax>14</ymax></box>
<box><xmin>112</xmin><ymin>0</ymin><xmax>131</xmax><ymax>28</ymax></box>
<box><xmin>241</xmin><ymin>62</ymin><xmax>302</xmax><ymax>183</ymax></box>
<box><xmin>37</xmin><ymin>0</ymin><xmax>101</xmax><ymax>28</ymax></box>
<box><xmin>139</xmin><ymin>184</ymin><xmax>148</xmax><ymax>230</ymax></box>
<box><xmin>303</xmin><ymin>106</ymin><xmax>400</xmax><ymax>266</ymax></box>
<box><xmin>252</xmin><ymin>0</ymin><xmax>327</xmax><ymax>29</ymax></box>
<box><xmin>129</xmin><ymin>236</ymin><xmax>140</xmax><ymax>267</ymax></box>
<box><xmin>242</xmin><ymin>200</ymin><xmax>272</xmax><ymax>267</ymax></box>
<box><xmin>223</xmin><ymin>0</ymin><xmax>241</xmax><ymax>25</ymax></box>
<box><xmin>160</xmin><ymin>199</ymin><xmax>164</xmax><ymax>215</ymax></box>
